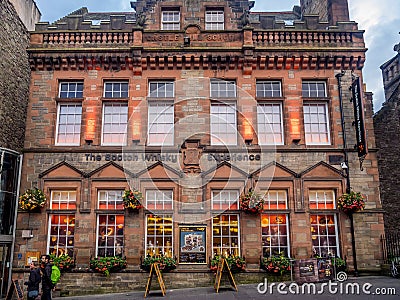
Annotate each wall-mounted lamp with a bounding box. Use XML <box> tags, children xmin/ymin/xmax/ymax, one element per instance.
<box><xmin>184</xmin><ymin>36</ymin><xmax>190</xmax><ymax>46</ymax></box>
<box><xmin>340</xmin><ymin>162</ymin><xmax>348</xmax><ymax>169</ymax></box>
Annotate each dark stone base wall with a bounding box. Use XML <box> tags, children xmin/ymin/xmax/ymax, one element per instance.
<box><xmin>0</xmin><ymin>0</ymin><xmax>30</xmax><ymax>152</ymax></box>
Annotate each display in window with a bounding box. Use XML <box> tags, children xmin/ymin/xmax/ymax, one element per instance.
<box><xmin>179</xmin><ymin>226</ymin><xmax>206</xmax><ymax>264</ymax></box>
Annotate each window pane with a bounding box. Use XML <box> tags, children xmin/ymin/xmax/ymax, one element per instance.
<box><xmin>48</xmin><ymin>214</ymin><xmax>75</xmax><ymax>257</ymax></box>
<box><xmin>97</xmin><ymin>214</ymin><xmax>124</xmax><ymax>257</ymax></box>
<box><xmin>146</xmin><ymin>190</ymin><xmax>173</xmax><ymax>210</ymax></box>
<box><xmin>257</xmin><ymin>103</ymin><xmax>283</xmax><ymax>145</ymax></box>
<box><xmin>206</xmin><ymin>11</ymin><xmax>224</xmax><ymax>30</ymax></box>
<box><xmin>98</xmin><ymin>190</ymin><xmax>124</xmax><ymax>210</ymax></box>
<box><xmin>59</xmin><ymin>82</ymin><xmax>84</xmax><ymax>99</ymax></box>
<box><xmin>51</xmin><ymin>191</ymin><xmax>77</xmax><ymax>210</ymax></box>
<box><xmin>212</xmin><ymin>214</ymin><xmax>240</xmax><ymax>256</ymax></box>
<box><xmin>310</xmin><ymin>214</ymin><xmax>339</xmax><ymax>257</ymax></box>
<box><xmin>261</xmin><ymin>214</ymin><xmax>290</xmax><ymax>257</ymax></box>
<box><xmin>212</xmin><ymin>190</ymin><xmax>238</xmax><ymax>210</ymax></box>
<box><xmin>146</xmin><ymin>214</ymin><xmax>173</xmax><ymax>257</ymax></box>
<box><xmin>210</xmin><ymin>103</ymin><xmax>237</xmax><ymax>145</ymax></box>
<box><xmin>103</xmin><ymin>81</ymin><xmax>129</xmax><ymax>98</ymax></box>
<box><xmin>303</xmin><ymin>103</ymin><xmax>330</xmax><ymax>145</ymax></box>
<box><xmin>56</xmin><ymin>104</ymin><xmax>82</xmax><ymax>145</ymax></box>
<box><xmin>102</xmin><ymin>103</ymin><xmax>128</xmax><ymax>145</ymax></box>
<box><xmin>148</xmin><ymin>102</ymin><xmax>174</xmax><ymax>146</ymax></box>
<box><xmin>309</xmin><ymin>190</ymin><xmax>335</xmax><ymax>209</ymax></box>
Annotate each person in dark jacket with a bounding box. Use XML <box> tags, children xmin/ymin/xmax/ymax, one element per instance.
<box><xmin>25</xmin><ymin>262</ymin><xmax>41</xmax><ymax>300</ymax></box>
<box><xmin>40</xmin><ymin>255</ymin><xmax>53</xmax><ymax>300</ymax></box>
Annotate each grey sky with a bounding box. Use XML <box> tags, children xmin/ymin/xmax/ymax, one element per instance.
<box><xmin>34</xmin><ymin>0</ymin><xmax>400</xmax><ymax>112</ymax></box>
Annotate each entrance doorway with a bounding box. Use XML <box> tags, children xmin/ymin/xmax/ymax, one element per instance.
<box><xmin>0</xmin><ymin>244</ymin><xmax>11</xmax><ymax>298</ymax></box>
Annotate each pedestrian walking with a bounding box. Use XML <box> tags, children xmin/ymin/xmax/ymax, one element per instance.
<box><xmin>25</xmin><ymin>261</ymin><xmax>41</xmax><ymax>300</ymax></box>
<box><xmin>40</xmin><ymin>254</ymin><xmax>53</xmax><ymax>300</ymax></box>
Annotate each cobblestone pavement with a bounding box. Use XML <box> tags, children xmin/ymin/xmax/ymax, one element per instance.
<box><xmin>52</xmin><ymin>276</ymin><xmax>400</xmax><ymax>300</ymax></box>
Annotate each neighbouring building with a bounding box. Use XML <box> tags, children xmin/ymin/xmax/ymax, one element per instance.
<box><xmin>13</xmin><ymin>0</ymin><xmax>383</xmax><ymax>295</ymax></box>
<box><xmin>0</xmin><ymin>0</ymin><xmax>40</xmax><ymax>297</ymax></box>
<box><xmin>374</xmin><ymin>42</ymin><xmax>400</xmax><ymax>232</ymax></box>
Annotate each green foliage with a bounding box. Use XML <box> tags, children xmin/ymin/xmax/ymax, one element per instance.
<box><xmin>330</xmin><ymin>257</ymin><xmax>346</xmax><ymax>268</ymax></box>
<box><xmin>261</xmin><ymin>253</ymin><xmax>291</xmax><ymax>275</ymax></box>
<box><xmin>50</xmin><ymin>254</ymin><xmax>75</xmax><ymax>272</ymax></box>
<box><xmin>337</xmin><ymin>191</ymin><xmax>365</xmax><ymax>214</ymax></box>
<box><xmin>89</xmin><ymin>256</ymin><xmax>127</xmax><ymax>276</ymax></box>
<box><xmin>141</xmin><ymin>256</ymin><xmax>177</xmax><ymax>272</ymax></box>
<box><xmin>122</xmin><ymin>189</ymin><xmax>143</xmax><ymax>210</ymax></box>
<box><xmin>18</xmin><ymin>188</ymin><xmax>47</xmax><ymax>211</ymax></box>
<box><xmin>210</xmin><ymin>255</ymin><xmax>246</xmax><ymax>273</ymax></box>
<box><xmin>240</xmin><ymin>190</ymin><xmax>264</xmax><ymax>214</ymax></box>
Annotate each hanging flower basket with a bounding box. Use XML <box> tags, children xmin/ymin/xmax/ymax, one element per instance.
<box><xmin>122</xmin><ymin>189</ymin><xmax>143</xmax><ymax>211</ymax></box>
<box><xmin>18</xmin><ymin>188</ymin><xmax>47</xmax><ymax>211</ymax></box>
<box><xmin>239</xmin><ymin>190</ymin><xmax>264</xmax><ymax>215</ymax></box>
<box><xmin>337</xmin><ymin>191</ymin><xmax>365</xmax><ymax>214</ymax></box>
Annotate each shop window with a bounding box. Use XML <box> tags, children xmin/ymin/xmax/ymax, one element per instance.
<box><xmin>50</xmin><ymin>191</ymin><xmax>77</xmax><ymax>210</ymax></box>
<box><xmin>103</xmin><ymin>81</ymin><xmax>129</xmax><ymax>98</ymax></box>
<box><xmin>56</xmin><ymin>103</ymin><xmax>82</xmax><ymax>146</ymax></box>
<box><xmin>97</xmin><ymin>214</ymin><xmax>124</xmax><ymax>257</ymax></box>
<box><xmin>261</xmin><ymin>214</ymin><xmax>290</xmax><ymax>257</ymax></box>
<box><xmin>210</xmin><ymin>103</ymin><xmax>237</xmax><ymax>145</ymax></box>
<box><xmin>257</xmin><ymin>103</ymin><xmax>284</xmax><ymax>145</ymax></box>
<box><xmin>161</xmin><ymin>10</ymin><xmax>180</xmax><ymax>30</ymax></box>
<box><xmin>212</xmin><ymin>190</ymin><xmax>238</xmax><ymax>210</ymax></box>
<box><xmin>303</xmin><ymin>103</ymin><xmax>330</xmax><ymax>145</ymax></box>
<box><xmin>310</xmin><ymin>214</ymin><xmax>339</xmax><ymax>257</ymax></box>
<box><xmin>205</xmin><ymin>10</ymin><xmax>224</xmax><ymax>30</ymax></box>
<box><xmin>101</xmin><ymin>103</ymin><xmax>128</xmax><ymax>146</ymax></box>
<box><xmin>145</xmin><ymin>214</ymin><xmax>173</xmax><ymax>257</ymax></box>
<box><xmin>256</xmin><ymin>81</ymin><xmax>282</xmax><ymax>98</ymax></box>
<box><xmin>302</xmin><ymin>81</ymin><xmax>327</xmax><ymax>98</ymax></box>
<box><xmin>147</xmin><ymin>102</ymin><xmax>174</xmax><ymax>146</ymax></box>
<box><xmin>146</xmin><ymin>190</ymin><xmax>173</xmax><ymax>210</ymax></box>
<box><xmin>149</xmin><ymin>81</ymin><xmax>174</xmax><ymax>98</ymax></box>
<box><xmin>212</xmin><ymin>214</ymin><xmax>240</xmax><ymax>256</ymax></box>
<box><xmin>262</xmin><ymin>190</ymin><xmax>288</xmax><ymax>210</ymax></box>
<box><xmin>48</xmin><ymin>215</ymin><xmax>75</xmax><ymax>257</ymax></box>
<box><xmin>309</xmin><ymin>190</ymin><xmax>335</xmax><ymax>210</ymax></box>
<box><xmin>59</xmin><ymin>81</ymin><xmax>83</xmax><ymax>99</ymax></box>
<box><xmin>98</xmin><ymin>190</ymin><xmax>124</xmax><ymax>210</ymax></box>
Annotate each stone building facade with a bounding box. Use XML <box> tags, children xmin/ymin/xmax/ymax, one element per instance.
<box><xmin>373</xmin><ymin>43</ymin><xmax>400</xmax><ymax>232</ymax></box>
<box><xmin>13</xmin><ymin>0</ymin><xmax>383</xmax><ymax>295</ymax></box>
<box><xmin>0</xmin><ymin>0</ymin><xmax>40</xmax><ymax>297</ymax></box>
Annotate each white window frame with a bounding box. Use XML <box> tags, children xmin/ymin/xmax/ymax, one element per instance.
<box><xmin>50</xmin><ymin>190</ymin><xmax>77</xmax><ymax>210</ymax></box>
<box><xmin>303</xmin><ymin>102</ymin><xmax>331</xmax><ymax>145</ymax></box>
<box><xmin>55</xmin><ymin>103</ymin><xmax>82</xmax><ymax>146</ymax></box>
<box><xmin>309</xmin><ymin>190</ymin><xmax>335</xmax><ymax>210</ymax></box>
<box><xmin>59</xmin><ymin>82</ymin><xmax>83</xmax><ymax>99</ymax></box>
<box><xmin>210</xmin><ymin>80</ymin><xmax>236</xmax><ymax>98</ymax></box>
<box><xmin>261</xmin><ymin>214</ymin><xmax>290</xmax><ymax>257</ymax></box>
<box><xmin>103</xmin><ymin>81</ymin><xmax>129</xmax><ymax>98</ymax></box>
<box><xmin>210</xmin><ymin>103</ymin><xmax>237</xmax><ymax>146</ymax></box>
<box><xmin>101</xmin><ymin>103</ymin><xmax>128</xmax><ymax>146</ymax></box>
<box><xmin>145</xmin><ymin>214</ymin><xmax>174</xmax><ymax>257</ymax></box>
<box><xmin>96</xmin><ymin>214</ymin><xmax>125</xmax><ymax>257</ymax></box>
<box><xmin>148</xmin><ymin>81</ymin><xmax>175</xmax><ymax>98</ymax></box>
<box><xmin>47</xmin><ymin>214</ymin><xmax>75</xmax><ymax>257</ymax></box>
<box><xmin>147</xmin><ymin>102</ymin><xmax>174</xmax><ymax>146</ymax></box>
<box><xmin>212</xmin><ymin>214</ymin><xmax>240</xmax><ymax>256</ymax></box>
<box><xmin>146</xmin><ymin>190</ymin><xmax>173</xmax><ymax>210</ymax></box>
<box><xmin>257</xmin><ymin>103</ymin><xmax>284</xmax><ymax>145</ymax></box>
<box><xmin>161</xmin><ymin>10</ymin><xmax>180</xmax><ymax>30</ymax></box>
<box><xmin>262</xmin><ymin>190</ymin><xmax>288</xmax><ymax>210</ymax></box>
<box><xmin>97</xmin><ymin>190</ymin><xmax>124</xmax><ymax>210</ymax></box>
<box><xmin>310</xmin><ymin>214</ymin><xmax>340</xmax><ymax>257</ymax></box>
<box><xmin>205</xmin><ymin>10</ymin><xmax>224</xmax><ymax>30</ymax></box>
<box><xmin>211</xmin><ymin>190</ymin><xmax>239</xmax><ymax>210</ymax></box>
<box><xmin>302</xmin><ymin>81</ymin><xmax>327</xmax><ymax>98</ymax></box>
<box><xmin>256</xmin><ymin>81</ymin><xmax>282</xmax><ymax>98</ymax></box>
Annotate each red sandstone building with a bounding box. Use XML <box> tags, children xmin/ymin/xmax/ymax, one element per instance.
<box><xmin>13</xmin><ymin>0</ymin><xmax>384</xmax><ymax>294</ymax></box>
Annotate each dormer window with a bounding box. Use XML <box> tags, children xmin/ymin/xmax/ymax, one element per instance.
<box><xmin>161</xmin><ymin>9</ymin><xmax>180</xmax><ymax>30</ymax></box>
<box><xmin>205</xmin><ymin>9</ymin><xmax>224</xmax><ymax>30</ymax></box>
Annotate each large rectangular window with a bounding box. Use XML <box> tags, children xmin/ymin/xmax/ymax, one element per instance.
<box><xmin>149</xmin><ymin>81</ymin><xmax>174</xmax><ymax>98</ymax></box>
<box><xmin>146</xmin><ymin>190</ymin><xmax>173</xmax><ymax>210</ymax></box>
<box><xmin>205</xmin><ymin>10</ymin><xmax>224</xmax><ymax>30</ymax></box>
<box><xmin>256</xmin><ymin>81</ymin><xmax>282</xmax><ymax>98</ymax></box>
<box><xmin>257</xmin><ymin>103</ymin><xmax>284</xmax><ymax>145</ymax></box>
<box><xmin>212</xmin><ymin>190</ymin><xmax>238</xmax><ymax>210</ymax></box>
<box><xmin>302</xmin><ymin>81</ymin><xmax>327</xmax><ymax>98</ymax></box>
<box><xmin>303</xmin><ymin>103</ymin><xmax>330</xmax><ymax>145</ymax></box>
<box><xmin>210</xmin><ymin>103</ymin><xmax>237</xmax><ymax>145</ymax></box>
<box><xmin>102</xmin><ymin>103</ymin><xmax>128</xmax><ymax>145</ymax></box>
<box><xmin>97</xmin><ymin>214</ymin><xmax>124</xmax><ymax>257</ymax></box>
<box><xmin>56</xmin><ymin>104</ymin><xmax>82</xmax><ymax>145</ymax></box>
<box><xmin>212</xmin><ymin>214</ymin><xmax>240</xmax><ymax>256</ymax></box>
<box><xmin>48</xmin><ymin>215</ymin><xmax>75</xmax><ymax>257</ymax></box>
<box><xmin>59</xmin><ymin>82</ymin><xmax>83</xmax><ymax>99</ymax></box>
<box><xmin>161</xmin><ymin>10</ymin><xmax>180</xmax><ymax>30</ymax></box>
<box><xmin>261</xmin><ymin>214</ymin><xmax>290</xmax><ymax>257</ymax></box>
<box><xmin>146</xmin><ymin>214</ymin><xmax>173</xmax><ymax>257</ymax></box>
<box><xmin>98</xmin><ymin>190</ymin><xmax>124</xmax><ymax>210</ymax></box>
<box><xmin>104</xmin><ymin>81</ymin><xmax>129</xmax><ymax>98</ymax></box>
<box><xmin>50</xmin><ymin>191</ymin><xmax>77</xmax><ymax>210</ymax></box>
<box><xmin>148</xmin><ymin>102</ymin><xmax>174</xmax><ymax>146</ymax></box>
<box><xmin>310</xmin><ymin>214</ymin><xmax>339</xmax><ymax>257</ymax></box>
